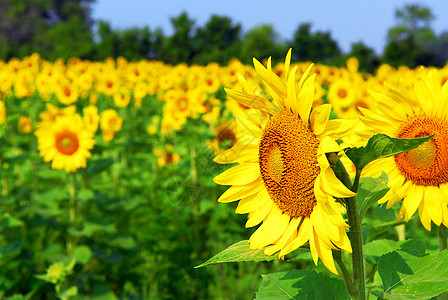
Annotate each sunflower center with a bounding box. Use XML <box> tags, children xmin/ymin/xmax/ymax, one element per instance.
<box><xmin>259</xmin><ymin>109</ymin><xmax>320</xmax><ymax>218</ymax></box>
<box><xmin>337</xmin><ymin>88</ymin><xmax>347</xmax><ymax>98</ymax></box>
<box><xmin>177</xmin><ymin>97</ymin><xmax>188</xmax><ymax>111</ymax></box>
<box><xmin>55</xmin><ymin>130</ymin><xmax>79</xmax><ymax>155</ymax></box>
<box><xmin>394</xmin><ymin>115</ymin><xmax>448</xmax><ymax>186</ymax></box>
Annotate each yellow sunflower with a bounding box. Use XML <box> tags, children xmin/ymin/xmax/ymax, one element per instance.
<box><xmin>359</xmin><ymin>68</ymin><xmax>448</xmax><ymax>231</ymax></box>
<box><xmin>35</xmin><ymin>114</ymin><xmax>95</xmax><ymax>172</ymax></box>
<box><xmin>214</xmin><ymin>50</ymin><xmax>357</xmax><ymax>274</ymax></box>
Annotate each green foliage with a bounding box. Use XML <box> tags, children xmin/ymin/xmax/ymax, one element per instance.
<box><xmin>196</xmin><ymin>240</ymin><xmax>276</xmax><ymax>267</ymax></box>
<box><xmin>357</xmin><ymin>172</ymin><xmax>390</xmax><ymax>222</ymax></box>
<box><xmin>373</xmin><ymin>250</ymin><xmax>448</xmax><ymax>299</ymax></box>
<box><xmin>289</xmin><ymin>23</ymin><xmax>341</xmax><ymax>64</ymax></box>
<box><xmin>344</xmin><ymin>133</ymin><xmax>435</xmax><ymax>173</ymax></box>
<box><xmin>240</xmin><ymin>24</ymin><xmax>288</xmax><ymax>64</ymax></box>
<box><xmin>255</xmin><ymin>270</ymin><xmax>349</xmax><ymax>300</ymax></box>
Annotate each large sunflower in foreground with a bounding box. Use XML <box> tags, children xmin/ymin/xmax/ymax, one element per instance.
<box><xmin>35</xmin><ymin>114</ymin><xmax>96</xmax><ymax>172</ymax></box>
<box><xmin>213</xmin><ymin>50</ymin><xmax>357</xmax><ymax>274</ymax></box>
<box><xmin>358</xmin><ymin>68</ymin><xmax>448</xmax><ymax>231</ymax></box>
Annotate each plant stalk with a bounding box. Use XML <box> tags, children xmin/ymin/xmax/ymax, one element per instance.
<box><xmin>332</xmin><ymin>160</ymin><xmax>366</xmax><ymax>300</ymax></box>
<box><xmin>334</xmin><ymin>250</ymin><xmax>358</xmax><ymax>299</ymax></box>
<box><xmin>67</xmin><ymin>172</ymin><xmax>77</xmax><ymax>255</ymax></box>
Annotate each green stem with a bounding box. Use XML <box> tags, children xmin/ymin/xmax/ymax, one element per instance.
<box><xmin>334</xmin><ymin>250</ymin><xmax>358</xmax><ymax>299</ymax></box>
<box><xmin>346</xmin><ymin>170</ymin><xmax>366</xmax><ymax>300</ymax></box>
<box><xmin>332</xmin><ymin>160</ymin><xmax>366</xmax><ymax>300</ymax></box>
<box><xmin>67</xmin><ymin>172</ymin><xmax>77</xmax><ymax>255</ymax></box>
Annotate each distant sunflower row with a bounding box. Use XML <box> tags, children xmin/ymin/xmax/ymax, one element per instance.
<box><xmin>1</xmin><ymin>53</ymin><xmax>448</xmax><ymax>172</ymax></box>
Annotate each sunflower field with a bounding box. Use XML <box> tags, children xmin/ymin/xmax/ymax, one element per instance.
<box><xmin>1</xmin><ymin>51</ymin><xmax>448</xmax><ymax>300</ymax></box>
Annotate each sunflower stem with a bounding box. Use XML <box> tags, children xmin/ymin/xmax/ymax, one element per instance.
<box><xmin>334</xmin><ymin>250</ymin><xmax>358</xmax><ymax>299</ymax></box>
<box><xmin>346</xmin><ymin>170</ymin><xmax>366</xmax><ymax>300</ymax></box>
<box><xmin>332</xmin><ymin>160</ymin><xmax>366</xmax><ymax>300</ymax></box>
<box><xmin>67</xmin><ymin>171</ymin><xmax>77</xmax><ymax>256</ymax></box>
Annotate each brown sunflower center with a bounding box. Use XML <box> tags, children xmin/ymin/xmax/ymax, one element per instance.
<box><xmin>394</xmin><ymin>115</ymin><xmax>448</xmax><ymax>186</ymax></box>
<box><xmin>259</xmin><ymin>109</ymin><xmax>320</xmax><ymax>218</ymax></box>
<box><xmin>55</xmin><ymin>130</ymin><xmax>79</xmax><ymax>155</ymax></box>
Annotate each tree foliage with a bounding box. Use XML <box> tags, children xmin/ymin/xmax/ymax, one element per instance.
<box><xmin>0</xmin><ymin>2</ymin><xmax>446</xmax><ymax>70</ymax></box>
<box><xmin>289</xmin><ymin>23</ymin><xmax>341</xmax><ymax>63</ymax></box>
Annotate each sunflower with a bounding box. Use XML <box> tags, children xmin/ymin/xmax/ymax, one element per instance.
<box><xmin>35</xmin><ymin>114</ymin><xmax>95</xmax><ymax>172</ymax></box>
<box><xmin>358</xmin><ymin>68</ymin><xmax>448</xmax><ymax>231</ymax></box>
<box><xmin>18</xmin><ymin>116</ymin><xmax>32</xmax><ymax>133</ymax></box>
<box><xmin>214</xmin><ymin>50</ymin><xmax>357</xmax><ymax>274</ymax></box>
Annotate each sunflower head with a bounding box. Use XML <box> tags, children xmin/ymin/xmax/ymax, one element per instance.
<box><xmin>35</xmin><ymin>113</ymin><xmax>96</xmax><ymax>172</ymax></box>
<box><xmin>214</xmin><ymin>49</ymin><xmax>357</xmax><ymax>274</ymax></box>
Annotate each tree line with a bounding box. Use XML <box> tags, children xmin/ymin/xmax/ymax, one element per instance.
<box><xmin>1</xmin><ymin>1</ymin><xmax>447</xmax><ymax>73</ymax></box>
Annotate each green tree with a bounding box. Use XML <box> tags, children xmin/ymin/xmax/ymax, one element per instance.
<box><xmin>289</xmin><ymin>23</ymin><xmax>341</xmax><ymax>64</ymax></box>
<box><xmin>240</xmin><ymin>24</ymin><xmax>287</xmax><ymax>64</ymax></box>
<box><xmin>158</xmin><ymin>12</ymin><xmax>195</xmax><ymax>64</ymax></box>
<box><xmin>384</xmin><ymin>4</ymin><xmax>435</xmax><ymax>67</ymax></box>
<box><xmin>0</xmin><ymin>0</ymin><xmax>95</xmax><ymax>60</ymax></box>
<box><xmin>348</xmin><ymin>42</ymin><xmax>379</xmax><ymax>73</ymax></box>
<box><xmin>193</xmin><ymin>15</ymin><xmax>242</xmax><ymax>65</ymax></box>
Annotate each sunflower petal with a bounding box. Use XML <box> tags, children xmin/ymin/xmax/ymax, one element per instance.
<box><xmin>213</xmin><ymin>163</ymin><xmax>260</xmax><ymax>185</ymax></box>
<box><xmin>320</xmin><ymin>168</ymin><xmax>357</xmax><ymax>198</ymax></box>
<box><xmin>310</xmin><ymin>104</ymin><xmax>332</xmax><ymax>136</ymax></box>
<box><xmin>225</xmin><ymin>88</ymin><xmax>277</xmax><ymax>114</ymax></box>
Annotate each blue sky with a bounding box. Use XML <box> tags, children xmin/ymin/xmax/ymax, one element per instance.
<box><xmin>92</xmin><ymin>0</ymin><xmax>448</xmax><ymax>54</ymax></box>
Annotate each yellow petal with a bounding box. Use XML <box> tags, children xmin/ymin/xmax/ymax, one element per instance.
<box><xmin>249</xmin><ymin>207</ymin><xmax>290</xmax><ymax>249</ymax></box>
<box><xmin>317</xmin><ymin>136</ymin><xmax>342</xmax><ymax>155</ymax></box>
<box><xmin>284</xmin><ymin>48</ymin><xmax>292</xmax><ymax>80</ymax></box>
<box><xmin>214</xmin><ymin>144</ymin><xmax>258</xmax><ymax>164</ymax></box>
<box><xmin>213</xmin><ymin>163</ymin><xmax>260</xmax><ymax>185</ymax></box>
<box><xmin>309</xmin><ymin>225</ymin><xmax>319</xmax><ymax>266</ymax></box>
<box><xmin>418</xmin><ymin>197</ymin><xmax>432</xmax><ymax>231</ymax></box>
<box><xmin>279</xmin><ymin>217</ymin><xmax>310</xmax><ymax>256</ymax></box>
<box><xmin>320</xmin><ymin>168</ymin><xmax>357</xmax><ymax>198</ymax></box>
<box><xmin>318</xmin><ymin>242</ymin><xmax>339</xmax><ymax>275</ymax></box>
<box><xmin>225</xmin><ymin>88</ymin><xmax>277</xmax><ymax>114</ymax></box>
<box><xmin>217</xmin><ymin>179</ymin><xmax>263</xmax><ymax>203</ymax></box>
<box><xmin>286</xmin><ymin>66</ymin><xmax>298</xmax><ymax>115</ymax></box>
<box><xmin>310</xmin><ymin>104</ymin><xmax>332</xmax><ymax>136</ymax></box>
<box><xmin>253</xmin><ymin>58</ymin><xmax>286</xmax><ymax>100</ymax></box>
<box><xmin>235</xmin><ymin>192</ymin><xmax>262</xmax><ymax>214</ymax></box>
<box><xmin>264</xmin><ymin>216</ymin><xmax>300</xmax><ymax>256</ymax></box>
<box><xmin>424</xmin><ymin>186</ymin><xmax>443</xmax><ymax>226</ymax></box>
<box><xmin>245</xmin><ymin>189</ymin><xmax>274</xmax><ymax>227</ymax></box>
<box><xmin>297</xmin><ymin>76</ymin><xmax>315</xmax><ymax>125</ymax></box>
<box><xmin>325</xmin><ymin>119</ymin><xmax>359</xmax><ymax>140</ymax></box>
<box><xmin>402</xmin><ymin>184</ymin><xmax>423</xmax><ymax>222</ymax></box>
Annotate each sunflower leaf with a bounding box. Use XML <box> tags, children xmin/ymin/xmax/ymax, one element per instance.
<box><xmin>344</xmin><ymin>133</ymin><xmax>435</xmax><ymax>172</ymax></box>
<box><xmin>254</xmin><ymin>270</ymin><xmax>349</xmax><ymax>300</ymax></box>
<box><xmin>372</xmin><ymin>249</ymin><xmax>448</xmax><ymax>299</ymax></box>
<box><xmin>357</xmin><ymin>171</ymin><xmax>389</xmax><ymax>221</ymax></box>
<box><xmin>194</xmin><ymin>240</ymin><xmax>275</xmax><ymax>268</ymax></box>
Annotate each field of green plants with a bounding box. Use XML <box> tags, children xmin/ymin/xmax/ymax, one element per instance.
<box><xmin>1</xmin><ymin>52</ymin><xmax>448</xmax><ymax>300</ymax></box>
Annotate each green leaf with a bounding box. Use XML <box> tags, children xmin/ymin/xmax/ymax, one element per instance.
<box><xmin>58</xmin><ymin>286</ymin><xmax>78</xmax><ymax>299</ymax></box>
<box><xmin>373</xmin><ymin>249</ymin><xmax>448</xmax><ymax>299</ymax></box>
<box><xmin>0</xmin><ymin>213</ymin><xmax>24</xmax><ymax>229</ymax></box>
<box><xmin>255</xmin><ymin>270</ymin><xmax>349</xmax><ymax>300</ymax></box>
<box><xmin>87</xmin><ymin>157</ymin><xmax>115</xmax><ymax>177</ymax></box>
<box><xmin>345</xmin><ymin>133</ymin><xmax>435</xmax><ymax>172</ymax></box>
<box><xmin>357</xmin><ymin>172</ymin><xmax>389</xmax><ymax>221</ymax></box>
<box><xmin>364</xmin><ymin>239</ymin><xmax>426</xmax><ymax>264</ymax></box>
<box><xmin>195</xmin><ymin>240</ymin><xmax>276</xmax><ymax>268</ymax></box>
<box><xmin>72</xmin><ymin>245</ymin><xmax>92</xmax><ymax>265</ymax></box>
